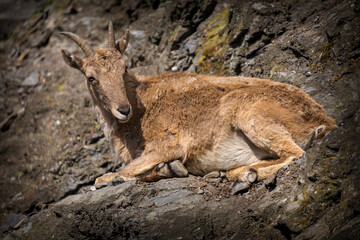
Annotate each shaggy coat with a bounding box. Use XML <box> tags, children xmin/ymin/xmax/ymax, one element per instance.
<box><xmin>60</xmin><ymin>21</ymin><xmax>336</xmax><ymax>189</ymax></box>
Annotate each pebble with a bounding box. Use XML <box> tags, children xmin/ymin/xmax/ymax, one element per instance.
<box><xmin>184</xmin><ymin>41</ymin><xmax>197</xmax><ymax>54</ymax></box>
<box><xmin>17</xmin><ymin>87</ymin><xmax>24</xmax><ymax>94</ymax></box>
<box><xmin>232</xmin><ymin>182</ymin><xmax>250</xmax><ymax>195</ymax></box>
<box><xmin>264</xmin><ymin>174</ymin><xmax>277</xmax><ymax>186</ymax></box>
<box><xmin>203</xmin><ymin>171</ymin><xmax>220</xmax><ymax>179</ymax></box>
<box><xmin>197</xmin><ymin>189</ymin><xmax>204</xmax><ymax>194</ymax></box>
<box><xmin>298</xmin><ymin>176</ymin><xmax>306</xmax><ymax>185</ymax></box>
<box><xmin>89</xmin><ymin>133</ymin><xmax>104</xmax><ymax>144</ymax></box>
<box><xmin>22</xmin><ymin>70</ymin><xmax>40</xmax><ymax>87</ymax></box>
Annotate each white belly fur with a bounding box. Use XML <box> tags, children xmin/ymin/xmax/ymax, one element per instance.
<box><xmin>186</xmin><ymin>130</ymin><xmax>276</xmax><ymax>176</ymax></box>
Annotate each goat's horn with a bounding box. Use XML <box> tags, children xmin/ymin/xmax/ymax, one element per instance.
<box><xmin>60</xmin><ymin>32</ymin><xmax>94</xmax><ymax>57</ymax></box>
<box><xmin>108</xmin><ymin>18</ymin><xmax>116</xmax><ymax>49</ymax></box>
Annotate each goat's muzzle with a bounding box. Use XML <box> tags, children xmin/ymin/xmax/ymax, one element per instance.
<box><xmin>111</xmin><ymin>103</ymin><xmax>132</xmax><ymax>122</ymax></box>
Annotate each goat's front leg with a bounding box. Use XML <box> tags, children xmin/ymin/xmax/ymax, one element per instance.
<box><xmin>95</xmin><ymin>149</ymin><xmax>186</xmax><ymax>186</ymax></box>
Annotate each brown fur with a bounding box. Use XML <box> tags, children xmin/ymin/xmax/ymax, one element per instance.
<box><xmin>61</xmin><ymin>23</ymin><xmax>336</xmax><ymax>186</ymax></box>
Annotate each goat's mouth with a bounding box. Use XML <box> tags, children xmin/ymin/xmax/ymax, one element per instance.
<box><xmin>111</xmin><ymin>107</ymin><xmax>132</xmax><ymax>123</ymax></box>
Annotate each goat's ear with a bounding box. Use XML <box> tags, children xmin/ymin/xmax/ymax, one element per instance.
<box><xmin>61</xmin><ymin>49</ymin><xmax>84</xmax><ymax>71</ymax></box>
<box><xmin>116</xmin><ymin>29</ymin><xmax>130</xmax><ymax>54</ymax></box>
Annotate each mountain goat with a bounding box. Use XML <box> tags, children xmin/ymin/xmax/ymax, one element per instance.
<box><xmin>60</xmin><ymin>20</ymin><xmax>336</xmax><ymax>193</ymax></box>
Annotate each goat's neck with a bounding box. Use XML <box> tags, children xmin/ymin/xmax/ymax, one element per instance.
<box><xmin>93</xmin><ymin>71</ymin><xmax>144</xmax><ymax>161</ymax></box>
<box><xmin>123</xmin><ymin>69</ymin><xmax>143</xmax><ymax>119</ymax></box>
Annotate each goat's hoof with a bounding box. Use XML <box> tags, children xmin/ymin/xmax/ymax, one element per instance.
<box><xmin>94</xmin><ymin>181</ymin><xmax>108</xmax><ymax>189</ymax></box>
<box><xmin>247</xmin><ymin>169</ymin><xmax>257</xmax><ymax>183</ymax></box>
<box><xmin>95</xmin><ymin>172</ymin><xmax>120</xmax><ymax>188</ymax></box>
<box><xmin>236</xmin><ymin>168</ymin><xmax>257</xmax><ymax>184</ymax></box>
<box><xmin>232</xmin><ymin>181</ymin><xmax>250</xmax><ymax>195</ymax></box>
<box><xmin>157</xmin><ymin>163</ymin><xmax>172</xmax><ymax>177</ymax></box>
<box><xmin>169</xmin><ymin>160</ymin><xmax>188</xmax><ymax>177</ymax></box>
<box><xmin>111</xmin><ymin>176</ymin><xmax>125</xmax><ymax>186</ymax></box>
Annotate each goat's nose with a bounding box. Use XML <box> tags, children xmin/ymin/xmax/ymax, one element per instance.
<box><xmin>117</xmin><ymin>104</ymin><xmax>131</xmax><ymax>116</ymax></box>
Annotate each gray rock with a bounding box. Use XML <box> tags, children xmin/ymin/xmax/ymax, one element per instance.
<box><xmin>263</xmin><ymin>174</ymin><xmax>277</xmax><ymax>186</ymax></box>
<box><xmin>0</xmin><ymin>213</ymin><xmax>26</xmax><ymax>233</ymax></box>
<box><xmin>21</xmin><ymin>70</ymin><xmax>39</xmax><ymax>87</ymax></box>
<box><xmin>232</xmin><ymin>182</ymin><xmax>250</xmax><ymax>195</ymax></box>
<box><xmin>88</xmin><ymin>133</ymin><xmax>104</xmax><ymax>144</ymax></box>
<box><xmin>203</xmin><ymin>171</ymin><xmax>220</xmax><ymax>179</ymax></box>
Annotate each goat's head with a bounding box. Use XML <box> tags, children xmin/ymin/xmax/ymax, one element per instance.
<box><xmin>60</xmin><ymin>20</ymin><xmax>132</xmax><ymax>122</ymax></box>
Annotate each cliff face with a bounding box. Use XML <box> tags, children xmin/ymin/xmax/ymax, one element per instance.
<box><xmin>0</xmin><ymin>0</ymin><xmax>359</xmax><ymax>239</ymax></box>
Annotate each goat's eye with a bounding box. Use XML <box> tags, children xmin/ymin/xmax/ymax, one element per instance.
<box><xmin>87</xmin><ymin>76</ymin><xmax>96</xmax><ymax>83</ymax></box>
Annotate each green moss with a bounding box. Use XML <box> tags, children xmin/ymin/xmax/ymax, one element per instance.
<box><xmin>195</xmin><ymin>7</ymin><xmax>230</xmax><ymax>74</ymax></box>
<box><xmin>269</xmin><ymin>64</ymin><xmax>281</xmax><ymax>79</ymax></box>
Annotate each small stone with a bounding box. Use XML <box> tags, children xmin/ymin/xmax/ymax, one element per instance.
<box><xmin>17</xmin><ymin>88</ymin><xmax>24</xmax><ymax>94</ymax></box>
<box><xmin>22</xmin><ymin>70</ymin><xmax>40</xmax><ymax>87</ymax></box>
<box><xmin>197</xmin><ymin>189</ymin><xmax>204</xmax><ymax>194</ymax></box>
<box><xmin>298</xmin><ymin>176</ymin><xmax>306</xmax><ymax>185</ymax></box>
<box><xmin>264</xmin><ymin>174</ymin><xmax>277</xmax><ymax>186</ymax></box>
<box><xmin>252</xmin><ymin>3</ymin><xmax>267</xmax><ymax>11</ymax></box>
<box><xmin>232</xmin><ymin>182</ymin><xmax>250</xmax><ymax>195</ymax></box>
<box><xmin>90</xmin><ymin>186</ymin><xmax>96</xmax><ymax>191</ymax></box>
<box><xmin>203</xmin><ymin>171</ymin><xmax>220</xmax><ymax>179</ymax></box>
<box><xmin>89</xmin><ymin>133</ymin><xmax>104</xmax><ymax>144</ymax></box>
<box><xmin>171</xmin><ymin>66</ymin><xmax>178</xmax><ymax>72</ymax></box>
<box><xmin>184</xmin><ymin>41</ymin><xmax>198</xmax><ymax>54</ymax></box>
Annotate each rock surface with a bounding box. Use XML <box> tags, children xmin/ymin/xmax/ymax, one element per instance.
<box><xmin>0</xmin><ymin>0</ymin><xmax>359</xmax><ymax>239</ymax></box>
